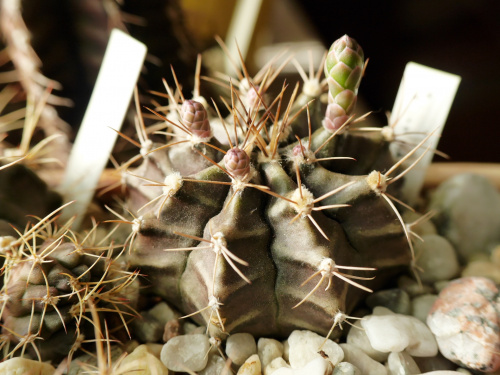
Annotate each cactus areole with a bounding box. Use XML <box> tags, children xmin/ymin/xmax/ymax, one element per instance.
<box><xmin>126</xmin><ymin>35</ymin><xmax>412</xmax><ymax>339</ymax></box>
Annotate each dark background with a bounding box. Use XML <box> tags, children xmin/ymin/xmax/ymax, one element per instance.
<box><xmin>296</xmin><ymin>0</ymin><xmax>500</xmax><ymax>163</ymax></box>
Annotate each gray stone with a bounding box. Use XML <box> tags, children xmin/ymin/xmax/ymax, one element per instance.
<box><xmin>414</xmin><ymin>234</ymin><xmax>460</xmax><ymax>283</ymax></box>
<box><xmin>412</xmin><ymin>354</ymin><xmax>457</xmax><ymax>373</ymax></box>
<box><xmin>366</xmin><ymin>288</ymin><xmax>411</xmax><ymax>314</ymax></box>
<box><xmin>227</xmin><ymin>333</ymin><xmax>257</xmax><ymax>366</ymax></box>
<box><xmin>160</xmin><ymin>334</ymin><xmax>210</xmax><ymax>372</ymax></box>
<box><xmin>199</xmin><ymin>354</ymin><xmax>227</xmax><ymax>375</ymax></box>
<box><xmin>398</xmin><ymin>275</ymin><xmax>433</xmax><ymax>297</ymax></box>
<box><xmin>428</xmin><ymin>173</ymin><xmax>500</xmax><ymax>260</ymax></box>
<box><xmin>411</xmin><ymin>294</ymin><xmax>438</xmax><ymax>322</ymax></box>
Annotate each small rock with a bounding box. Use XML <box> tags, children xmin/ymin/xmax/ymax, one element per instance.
<box><xmin>283</xmin><ymin>339</ymin><xmax>290</xmax><ymax>362</ymax></box>
<box><xmin>237</xmin><ymin>354</ymin><xmax>262</xmax><ymax>375</ymax></box>
<box><xmin>199</xmin><ymin>354</ymin><xmax>227</xmax><ymax>375</ymax></box>
<box><xmin>434</xmin><ymin>281</ymin><xmax>450</xmax><ymax>293</ymax></box>
<box><xmin>372</xmin><ymin>306</ymin><xmax>396</xmax><ymax>316</ymax></box>
<box><xmin>227</xmin><ymin>333</ymin><xmax>257</xmax><ymax>366</ymax></box>
<box><xmin>427</xmin><ymin>277</ymin><xmax>500</xmax><ymax>372</ymax></box>
<box><xmin>160</xmin><ymin>333</ymin><xmax>210</xmax><ymax>372</ymax></box>
<box><xmin>149</xmin><ymin>301</ymin><xmax>179</xmax><ymax>323</ymax></box>
<box><xmin>414</xmin><ymin>234</ymin><xmax>460</xmax><ymax>283</ymax></box>
<box><xmin>386</xmin><ymin>351</ymin><xmax>420</xmax><ymax>375</ymax></box>
<box><xmin>0</xmin><ymin>357</ymin><xmax>55</xmax><ymax>375</ymax></box>
<box><xmin>361</xmin><ymin>313</ymin><xmax>437</xmax><ymax>357</ymax></box>
<box><xmin>265</xmin><ymin>357</ymin><xmax>290</xmax><ymax>375</ymax></box>
<box><xmin>404</xmin><ymin>211</ymin><xmax>438</xmax><ymax>237</ymax></box>
<box><xmin>163</xmin><ymin>319</ymin><xmax>182</xmax><ymax>342</ymax></box>
<box><xmin>398</xmin><ymin>275</ymin><xmax>433</xmax><ymax>297</ymax></box>
<box><xmin>340</xmin><ymin>343</ymin><xmax>387</xmax><ymax>375</ymax></box>
<box><xmin>258</xmin><ymin>337</ymin><xmax>284</xmax><ymax>368</ymax></box>
<box><xmin>411</xmin><ymin>294</ymin><xmax>438</xmax><ymax>322</ymax></box>
<box><xmin>132</xmin><ymin>311</ymin><xmax>165</xmax><ymax>343</ymax></box>
<box><xmin>184</xmin><ymin>321</ymin><xmax>205</xmax><ymax>335</ymax></box>
<box><xmin>490</xmin><ymin>245</ymin><xmax>500</xmax><ymax>265</ymax></box>
<box><xmin>346</xmin><ymin>320</ymin><xmax>389</xmax><ymax>362</ymax></box>
<box><xmin>461</xmin><ymin>260</ymin><xmax>500</xmax><ymax>284</ymax></box>
<box><xmin>332</xmin><ymin>362</ymin><xmax>361</xmax><ymax>375</ymax></box>
<box><xmin>428</xmin><ymin>173</ymin><xmax>500</xmax><ymax>260</ymax></box>
<box><xmin>412</xmin><ymin>353</ymin><xmax>457</xmax><ymax>373</ymax></box>
<box><xmin>133</xmin><ymin>302</ymin><xmax>180</xmax><ymax>343</ymax></box>
<box><xmin>273</xmin><ymin>357</ymin><xmax>333</xmax><ymax>375</ymax></box>
<box><xmin>366</xmin><ymin>288</ymin><xmax>411</xmax><ymax>314</ymax></box>
<box><xmin>118</xmin><ymin>344</ymin><xmax>169</xmax><ymax>375</ymax></box>
<box><xmin>287</xmin><ymin>330</ymin><xmax>344</xmax><ymax>368</ymax></box>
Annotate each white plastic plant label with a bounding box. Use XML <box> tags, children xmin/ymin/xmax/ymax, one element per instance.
<box><xmin>389</xmin><ymin>62</ymin><xmax>461</xmax><ymax>203</ymax></box>
<box><xmin>59</xmin><ymin>29</ymin><xmax>147</xmax><ymax>228</ymax></box>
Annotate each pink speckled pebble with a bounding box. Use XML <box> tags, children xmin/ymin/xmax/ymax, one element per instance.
<box><xmin>427</xmin><ymin>277</ymin><xmax>500</xmax><ymax>372</ymax></box>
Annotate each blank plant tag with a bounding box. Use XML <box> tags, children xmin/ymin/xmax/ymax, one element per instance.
<box><xmin>59</xmin><ymin>29</ymin><xmax>147</xmax><ymax>228</ymax></box>
<box><xmin>389</xmin><ymin>62</ymin><xmax>461</xmax><ymax>203</ymax></box>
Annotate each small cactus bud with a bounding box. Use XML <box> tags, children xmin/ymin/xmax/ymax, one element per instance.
<box><xmin>180</xmin><ymin>100</ymin><xmax>212</xmax><ymax>139</ymax></box>
<box><xmin>323</xmin><ymin>35</ymin><xmax>364</xmax><ymax>133</ymax></box>
<box><xmin>224</xmin><ymin>147</ymin><xmax>250</xmax><ymax>178</ymax></box>
<box><xmin>325</xmin><ymin>35</ymin><xmax>364</xmax><ymax>98</ymax></box>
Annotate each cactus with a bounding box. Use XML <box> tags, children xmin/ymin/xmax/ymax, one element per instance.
<box><xmin>0</xmin><ymin>210</ymin><xmax>140</xmax><ymax>362</ymax></box>
<box><xmin>125</xmin><ymin>35</ymin><xmax>416</xmax><ymax>340</ymax></box>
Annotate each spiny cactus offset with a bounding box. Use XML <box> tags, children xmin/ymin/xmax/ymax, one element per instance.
<box><xmin>0</xmin><ymin>210</ymin><xmax>140</xmax><ymax>362</ymax></box>
<box><xmin>125</xmin><ymin>35</ymin><xmax>417</xmax><ymax>339</ymax></box>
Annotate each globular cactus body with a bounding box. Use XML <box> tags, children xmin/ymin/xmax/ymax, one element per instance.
<box><xmin>126</xmin><ymin>35</ymin><xmax>413</xmax><ymax>339</ymax></box>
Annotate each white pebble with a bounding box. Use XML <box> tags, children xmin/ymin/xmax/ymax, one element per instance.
<box><xmin>237</xmin><ymin>354</ymin><xmax>262</xmax><ymax>375</ymax></box>
<box><xmin>333</xmin><ymin>362</ymin><xmax>361</xmax><ymax>375</ymax></box>
<box><xmin>411</xmin><ymin>294</ymin><xmax>438</xmax><ymax>322</ymax></box>
<box><xmin>340</xmin><ymin>343</ymin><xmax>387</xmax><ymax>375</ymax></box>
<box><xmin>258</xmin><ymin>337</ymin><xmax>284</xmax><ymax>368</ymax></box>
<box><xmin>265</xmin><ymin>357</ymin><xmax>290</xmax><ymax>375</ymax></box>
<box><xmin>346</xmin><ymin>320</ymin><xmax>389</xmax><ymax>362</ymax></box>
<box><xmin>226</xmin><ymin>333</ymin><xmax>257</xmax><ymax>366</ymax></box>
<box><xmin>0</xmin><ymin>357</ymin><xmax>55</xmax><ymax>375</ymax></box>
<box><xmin>386</xmin><ymin>351</ymin><xmax>420</xmax><ymax>375</ymax></box>
<box><xmin>119</xmin><ymin>344</ymin><xmax>169</xmax><ymax>375</ymax></box>
<box><xmin>160</xmin><ymin>333</ymin><xmax>210</xmax><ymax>372</ymax></box>
<box><xmin>287</xmin><ymin>330</ymin><xmax>344</xmax><ymax>368</ymax></box>
<box><xmin>361</xmin><ymin>314</ymin><xmax>437</xmax><ymax>357</ymax></box>
<box><xmin>283</xmin><ymin>339</ymin><xmax>290</xmax><ymax>362</ymax></box>
<box><xmin>273</xmin><ymin>357</ymin><xmax>333</xmax><ymax>375</ymax></box>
